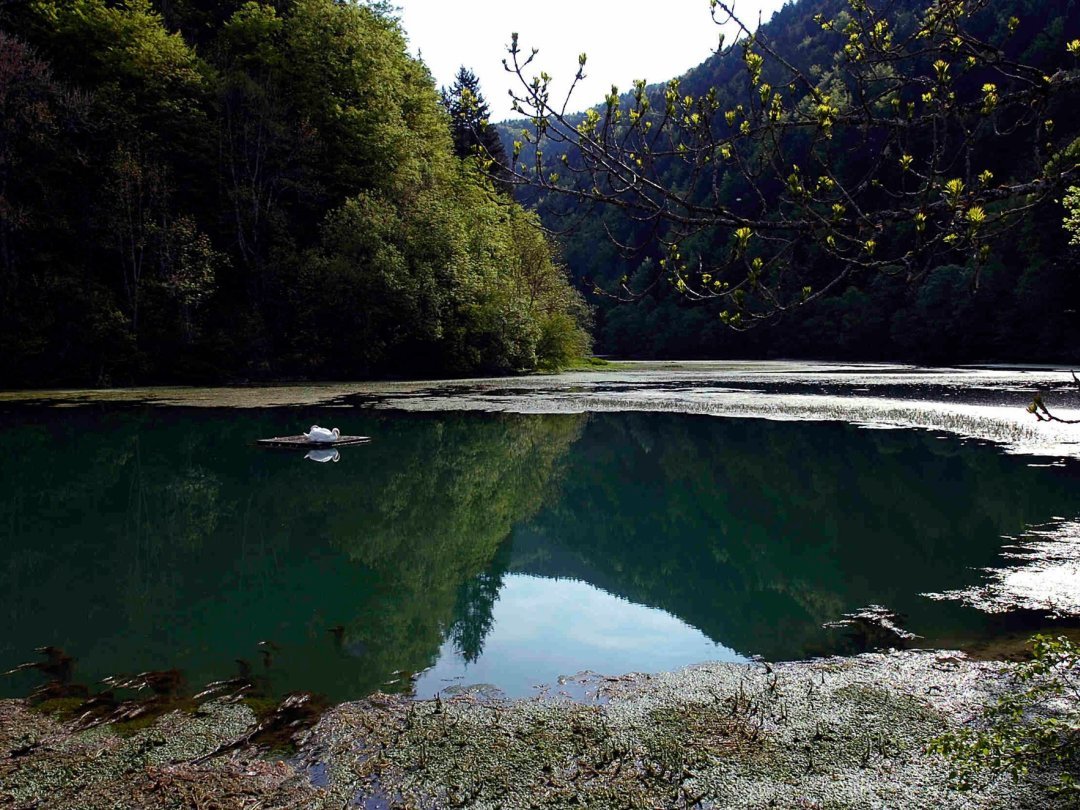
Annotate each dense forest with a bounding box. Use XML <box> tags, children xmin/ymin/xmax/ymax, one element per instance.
<box><xmin>4</xmin><ymin>0</ymin><xmax>1079</xmax><ymax>386</ymax></box>
<box><xmin>503</xmin><ymin>0</ymin><xmax>1080</xmax><ymax>364</ymax></box>
<box><xmin>0</xmin><ymin>0</ymin><xmax>590</xmax><ymax>387</ymax></box>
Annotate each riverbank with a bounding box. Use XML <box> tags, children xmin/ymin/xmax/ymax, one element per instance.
<box><xmin>0</xmin><ymin>650</ymin><xmax>1059</xmax><ymax>809</ymax></box>
<box><xmin>4</xmin><ymin>361</ymin><xmax>1079</xmax><ymax>458</ymax></box>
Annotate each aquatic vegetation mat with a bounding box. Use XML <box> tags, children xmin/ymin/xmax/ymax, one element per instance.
<box><xmin>301</xmin><ymin>652</ymin><xmax>1053</xmax><ymax>808</ymax></box>
<box><xmin>7</xmin><ymin>361</ymin><xmax>1080</xmax><ymax>459</ymax></box>
<box><xmin>1</xmin><ymin>652</ymin><xmax>1069</xmax><ymax>808</ymax></box>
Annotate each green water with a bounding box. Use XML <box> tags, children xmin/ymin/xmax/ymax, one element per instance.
<box><xmin>1</xmin><ymin>405</ymin><xmax>1077</xmax><ymax>701</ymax></box>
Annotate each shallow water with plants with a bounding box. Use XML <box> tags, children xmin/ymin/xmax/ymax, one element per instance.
<box><xmin>2</xmin><ymin>386</ymin><xmax>1079</xmax><ymax>703</ymax></box>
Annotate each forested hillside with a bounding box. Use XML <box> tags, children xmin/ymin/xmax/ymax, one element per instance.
<box><xmin>0</xmin><ymin>0</ymin><xmax>590</xmax><ymax>387</ymax></box>
<box><xmin>503</xmin><ymin>0</ymin><xmax>1080</xmax><ymax>363</ymax></box>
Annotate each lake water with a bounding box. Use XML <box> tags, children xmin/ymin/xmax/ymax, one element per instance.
<box><xmin>3</xmin><ymin>370</ymin><xmax>1080</xmax><ymax>701</ymax></box>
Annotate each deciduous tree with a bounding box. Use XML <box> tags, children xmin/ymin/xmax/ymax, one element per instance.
<box><xmin>505</xmin><ymin>0</ymin><xmax>1080</xmax><ymax>329</ymax></box>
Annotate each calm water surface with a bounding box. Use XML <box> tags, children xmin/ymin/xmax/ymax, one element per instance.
<box><xmin>1</xmin><ymin>404</ymin><xmax>1078</xmax><ymax>701</ymax></box>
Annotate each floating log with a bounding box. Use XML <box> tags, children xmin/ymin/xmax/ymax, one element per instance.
<box><xmin>256</xmin><ymin>435</ymin><xmax>372</xmax><ymax>449</ymax></box>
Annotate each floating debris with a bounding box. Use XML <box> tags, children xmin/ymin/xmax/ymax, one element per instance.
<box><xmin>256</xmin><ymin>435</ymin><xmax>371</xmax><ymax>448</ymax></box>
<box><xmin>293</xmin><ymin>651</ymin><xmax>1053</xmax><ymax>809</ymax></box>
<box><xmin>192</xmin><ymin>691</ymin><xmax>328</xmax><ymax>764</ymax></box>
<box><xmin>0</xmin><ymin>651</ymin><xmax>1065</xmax><ymax>808</ymax></box>
<box><xmin>8</xmin><ymin>363</ymin><xmax>1080</xmax><ymax>458</ymax></box>
<box><xmin>3</xmin><ymin>646</ymin><xmax>76</xmax><ymax>685</ymax></box>
<box><xmin>2</xmin><ymin>647</ymin><xmax>88</xmax><ymax>707</ymax></box>
<box><xmin>823</xmin><ymin>605</ymin><xmax>922</xmax><ymax>652</ymax></box>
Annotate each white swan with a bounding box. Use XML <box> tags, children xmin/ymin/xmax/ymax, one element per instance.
<box><xmin>303</xmin><ymin>425</ymin><xmax>341</xmax><ymax>443</ymax></box>
<box><xmin>305</xmin><ymin>448</ymin><xmax>341</xmax><ymax>463</ymax></box>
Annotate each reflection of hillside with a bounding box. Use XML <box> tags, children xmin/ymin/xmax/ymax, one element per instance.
<box><xmin>5</xmin><ymin>406</ymin><xmax>1079</xmax><ymax>697</ymax></box>
<box><xmin>512</xmin><ymin>413</ymin><xmax>1080</xmax><ymax>660</ymax></box>
<box><xmin>315</xmin><ymin>414</ymin><xmax>585</xmax><ymax>681</ymax></box>
<box><xmin>0</xmin><ymin>409</ymin><xmax>583</xmax><ymax>700</ymax></box>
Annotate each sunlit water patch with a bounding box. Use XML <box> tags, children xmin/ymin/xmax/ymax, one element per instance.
<box><xmin>334</xmin><ymin>364</ymin><xmax>1080</xmax><ymax>461</ymax></box>
<box><xmin>927</xmin><ymin>519</ymin><xmax>1080</xmax><ymax>616</ymax></box>
<box><xmin>8</xmin><ymin>362</ymin><xmax>1080</xmax><ymax>457</ymax></box>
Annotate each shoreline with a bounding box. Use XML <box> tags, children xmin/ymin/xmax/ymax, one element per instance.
<box><xmin>3</xmin><ymin>365</ymin><xmax>1078</xmax><ymax>806</ymax></box>
<box><xmin>1</xmin><ymin>358</ymin><xmax>1077</xmax><ymax>395</ymax></box>
<box><xmin>0</xmin><ymin>649</ymin><xmax>1060</xmax><ymax>809</ymax></box>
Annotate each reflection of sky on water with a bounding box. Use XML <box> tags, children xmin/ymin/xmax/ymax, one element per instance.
<box><xmin>415</xmin><ymin>575</ymin><xmax>746</xmax><ymax>699</ymax></box>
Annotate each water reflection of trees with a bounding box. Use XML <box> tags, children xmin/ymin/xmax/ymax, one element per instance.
<box><xmin>449</xmin><ymin>541</ymin><xmax>513</xmax><ymax>664</ymax></box>
<box><xmin>513</xmin><ymin>413</ymin><xmax>1080</xmax><ymax>660</ymax></box>
<box><xmin>0</xmin><ymin>409</ymin><xmax>582</xmax><ymax>700</ymax></box>
<box><xmin>4</xmin><ymin>406</ymin><xmax>1079</xmax><ymax>699</ymax></box>
<box><xmin>312</xmin><ymin>413</ymin><xmax>584</xmax><ymax>686</ymax></box>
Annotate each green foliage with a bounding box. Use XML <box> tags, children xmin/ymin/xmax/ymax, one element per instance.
<box><xmin>1064</xmin><ymin>186</ymin><xmax>1080</xmax><ymax>245</ymax></box>
<box><xmin>440</xmin><ymin>65</ymin><xmax>512</xmax><ymax>193</ymax></box>
<box><xmin>0</xmin><ymin>0</ymin><xmax>590</xmax><ymax>385</ymax></box>
<box><xmin>536</xmin><ymin>313</ymin><xmax>591</xmax><ymax>370</ymax></box>
<box><xmin>285</xmin><ymin>165</ymin><xmax>590</xmax><ymax>376</ymax></box>
<box><xmin>32</xmin><ymin>0</ymin><xmax>209</xmax><ymax>137</ymax></box>
<box><xmin>929</xmin><ymin>635</ymin><xmax>1080</xmax><ymax>797</ymax></box>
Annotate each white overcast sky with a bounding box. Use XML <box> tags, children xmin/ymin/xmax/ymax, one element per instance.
<box><xmin>396</xmin><ymin>0</ymin><xmax>788</xmax><ymax>122</ymax></box>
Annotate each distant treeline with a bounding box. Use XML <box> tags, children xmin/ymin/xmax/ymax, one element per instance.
<box><xmin>503</xmin><ymin>0</ymin><xmax>1080</xmax><ymax>364</ymax></box>
<box><xmin>0</xmin><ymin>0</ymin><xmax>590</xmax><ymax>387</ymax></box>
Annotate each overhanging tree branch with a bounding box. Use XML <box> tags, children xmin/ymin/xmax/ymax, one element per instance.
<box><xmin>494</xmin><ymin>0</ymin><xmax>1080</xmax><ymax>328</ymax></box>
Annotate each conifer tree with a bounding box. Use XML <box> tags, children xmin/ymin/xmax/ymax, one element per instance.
<box><xmin>441</xmin><ymin>66</ymin><xmax>512</xmax><ymax>194</ymax></box>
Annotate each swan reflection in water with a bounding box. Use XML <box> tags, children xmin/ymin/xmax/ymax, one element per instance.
<box><xmin>304</xmin><ymin>448</ymin><xmax>341</xmax><ymax>463</ymax></box>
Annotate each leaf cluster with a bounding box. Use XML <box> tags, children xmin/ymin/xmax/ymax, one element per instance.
<box><xmin>929</xmin><ymin>635</ymin><xmax>1080</xmax><ymax>798</ymax></box>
